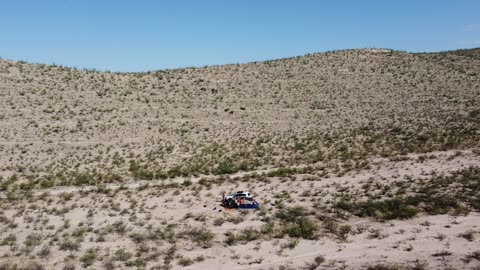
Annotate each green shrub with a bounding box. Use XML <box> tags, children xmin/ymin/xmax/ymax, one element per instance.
<box><xmin>338</xmin><ymin>225</ymin><xmax>352</xmax><ymax>241</ymax></box>
<box><xmin>125</xmin><ymin>258</ymin><xmax>146</xmax><ymax>268</ymax></box>
<box><xmin>357</xmin><ymin>199</ymin><xmax>418</xmax><ymax>220</ymax></box>
<box><xmin>213</xmin><ymin>218</ymin><xmax>225</xmax><ymax>226</ymax></box>
<box><xmin>238</xmin><ymin>227</ymin><xmax>262</xmax><ymax>242</ymax></box>
<box><xmin>304</xmin><ymin>255</ymin><xmax>325</xmax><ymax>270</ymax></box>
<box><xmin>275</xmin><ymin>206</ymin><xmax>310</xmax><ymax>222</ymax></box>
<box><xmin>335</xmin><ymin>167</ymin><xmax>480</xmax><ymax>219</ymax></box>
<box><xmin>80</xmin><ymin>249</ymin><xmax>97</xmax><ymax>267</ymax></box>
<box><xmin>337</xmin><ymin>198</ymin><xmax>418</xmax><ymax>220</ymax></box>
<box><xmin>224</xmin><ymin>231</ymin><xmax>237</xmax><ymax>246</ymax></box>
<box><xmin>431</xmin><ymin>250</ymin><xmax>452</xmax><ymax>257</ymax></box>
<box><xmin>0</xmin><ymin>261</ymin><xmax>45</xmax><ymax>270</ymax></box>
<box><xmin>129</xmin><ymin>160</ymin><xmax>154</xmax><ymax>180</ymax></box>
<box><xmin>458</xmin><ymin>230</ymin><xmax>476</xmax><ymax>242</ymax></box>
<box><xmin>113</xmin><ymin>248</ymin><xmax>132</xmax><ymax>261</ymax></box>
<box><xmin>261</xmin><ymin>221</ymin><xmax>275</xmax><ymax>235</ymax></box>
<box><xmin>284</xmin><ymin>217</ymin><xmax>318</xmax><ymax>239</ymax></box>
<box><xmin>463</xmin><ymin>250</ymin><xmax>480</xmax><ymax>263</ymax></box>
<box><xmin>178</xmin><ymin>257</ymin><xmax>194</xmax><ymax>266</ymax></box>
<box><xmin>58</xmin><ymin>239</ymin><xmax>80</xmax><ymax>251</ymax></box>
<box><xmin>0</xmin><ymin>175</ymin><xmax>18</xmax><ymax>191</ymax></box>
<box><xmin>183</xmin><ymin>227</ymin><xmax>215</xmax><ymax>248</ymax></box>
<box><xmin>266</xmin><ymin>167</ymin><xmax>297</xmax><ymax>177</ymax></box>
<box><xmin>1</xmin><ymin>234</ymin><xmax>16</xmax><ymax>246</ymax></box>
<box><xmin>214</xmin><ymin>159</ymin><xmax>238</xmax><ymax>175</ymax></box>
<box><xmin>24</xmin><ymin>233</ymin><xmax>42</xmax><ymax>247</ymax></box>
<box><xmin>323</xmin><ymin>219</ymin><xmax>339</xmax><ymax>235</ymax></box>
<box><xmin>225</xmin><ymin>226</ymin><xmax>268</xmax><ymax>245</ymax></box>
<box><xmin>37</xmin><ymin>245</ymin><xmax>50</xmax><ymax>258</ymax></box>
<box><xmin>367</xmin><ymin>264</ymin><xmax>403</xmax><ymax>270</ymax></box>
<box><xmin>422</xmin><ymin>195</ymin><xmax>461</xmax><ymax>215</ymax></box>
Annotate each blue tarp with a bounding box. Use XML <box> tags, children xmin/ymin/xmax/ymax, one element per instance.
<box><xmin>238</xmin><ymin>200</ymin><xmax>260</xmax><ymax>209</ymax></box>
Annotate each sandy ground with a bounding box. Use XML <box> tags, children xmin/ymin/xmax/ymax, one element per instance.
<box><xmin>0</xmin><ymin>150</ymin><xmax>479</xmax><ymax>269</ymax></box>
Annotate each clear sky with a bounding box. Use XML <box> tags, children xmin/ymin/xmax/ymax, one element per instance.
<box><xmin>1</xmin><ymin>0</ymin><xmax>479</xmax><ymax>72</ymax></box>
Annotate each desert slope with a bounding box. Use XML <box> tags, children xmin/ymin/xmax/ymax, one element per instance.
<box><xmin>0</xmin><ymin>49</ymin><xmax>479</xmax><ymax>183</ymax></box>
<box><xmin>0</xmin><ymin>49</ymin><xmax>479</xmax><ymax>269</ymax></box>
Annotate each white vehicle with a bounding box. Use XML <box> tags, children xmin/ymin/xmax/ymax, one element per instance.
<box><xmin>222</xmin><ymin>191</ymin><xmax>259</xmax><ymax>209</ymax></box>
<box><xmin>234</xmin><ymin>191</ymin><xmax>252</xmax><ymax>198</ymax></box>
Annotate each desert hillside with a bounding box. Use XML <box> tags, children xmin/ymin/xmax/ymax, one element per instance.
<box><xmin>0</xmin><ymin>49</ymin><xmax>479</xmax><ymax>270</ymax></box>
<box><xmin>0</xmin><ymin>49</ymin><xmax>479</xmax><ymax>183</ymax></box>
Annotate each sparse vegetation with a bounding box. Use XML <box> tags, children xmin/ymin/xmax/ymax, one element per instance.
<box><xmin>0</xmin><ymin>48</ymin><xmax>479</xmax><ymax>269</ymax></box>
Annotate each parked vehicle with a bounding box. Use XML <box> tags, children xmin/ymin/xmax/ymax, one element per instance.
<box><xmin>221</xmin><ymin>191</ymin><xmax>260</xmax><ymax>209</ymax></box>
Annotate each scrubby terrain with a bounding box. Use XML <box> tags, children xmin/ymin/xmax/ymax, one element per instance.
<box><xmin>0</xmin><ymin>48</ymin><xmax>479</xmax><ymax>269</ymax></box>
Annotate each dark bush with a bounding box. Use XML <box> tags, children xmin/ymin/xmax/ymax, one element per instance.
<box><xmin>275</xmin><ymin>206</ymin><xmax>310</xmax><ymax>222</ymax></box>
<box><xmin>284</xmin><ymin>217</ymin><xmax>318</xmax><ymax>239</ymax></box>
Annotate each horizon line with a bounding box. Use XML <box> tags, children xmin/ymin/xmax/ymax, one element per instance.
<box><xmin>1</xmin><ymin>46</ymin><xmax>478</xmax><ymax>74</ymax></box>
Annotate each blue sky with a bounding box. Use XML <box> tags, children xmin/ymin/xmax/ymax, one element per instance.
<box><xmin>1</xmin><ymin>0</ymin><xmax>479</xmax><ymax>72</ymax></box>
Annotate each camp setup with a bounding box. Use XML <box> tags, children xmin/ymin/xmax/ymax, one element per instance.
<box><xmin>221</xmin><ymin>191</ymin><xmax>260</xmax><ymax>209</ymax></box>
